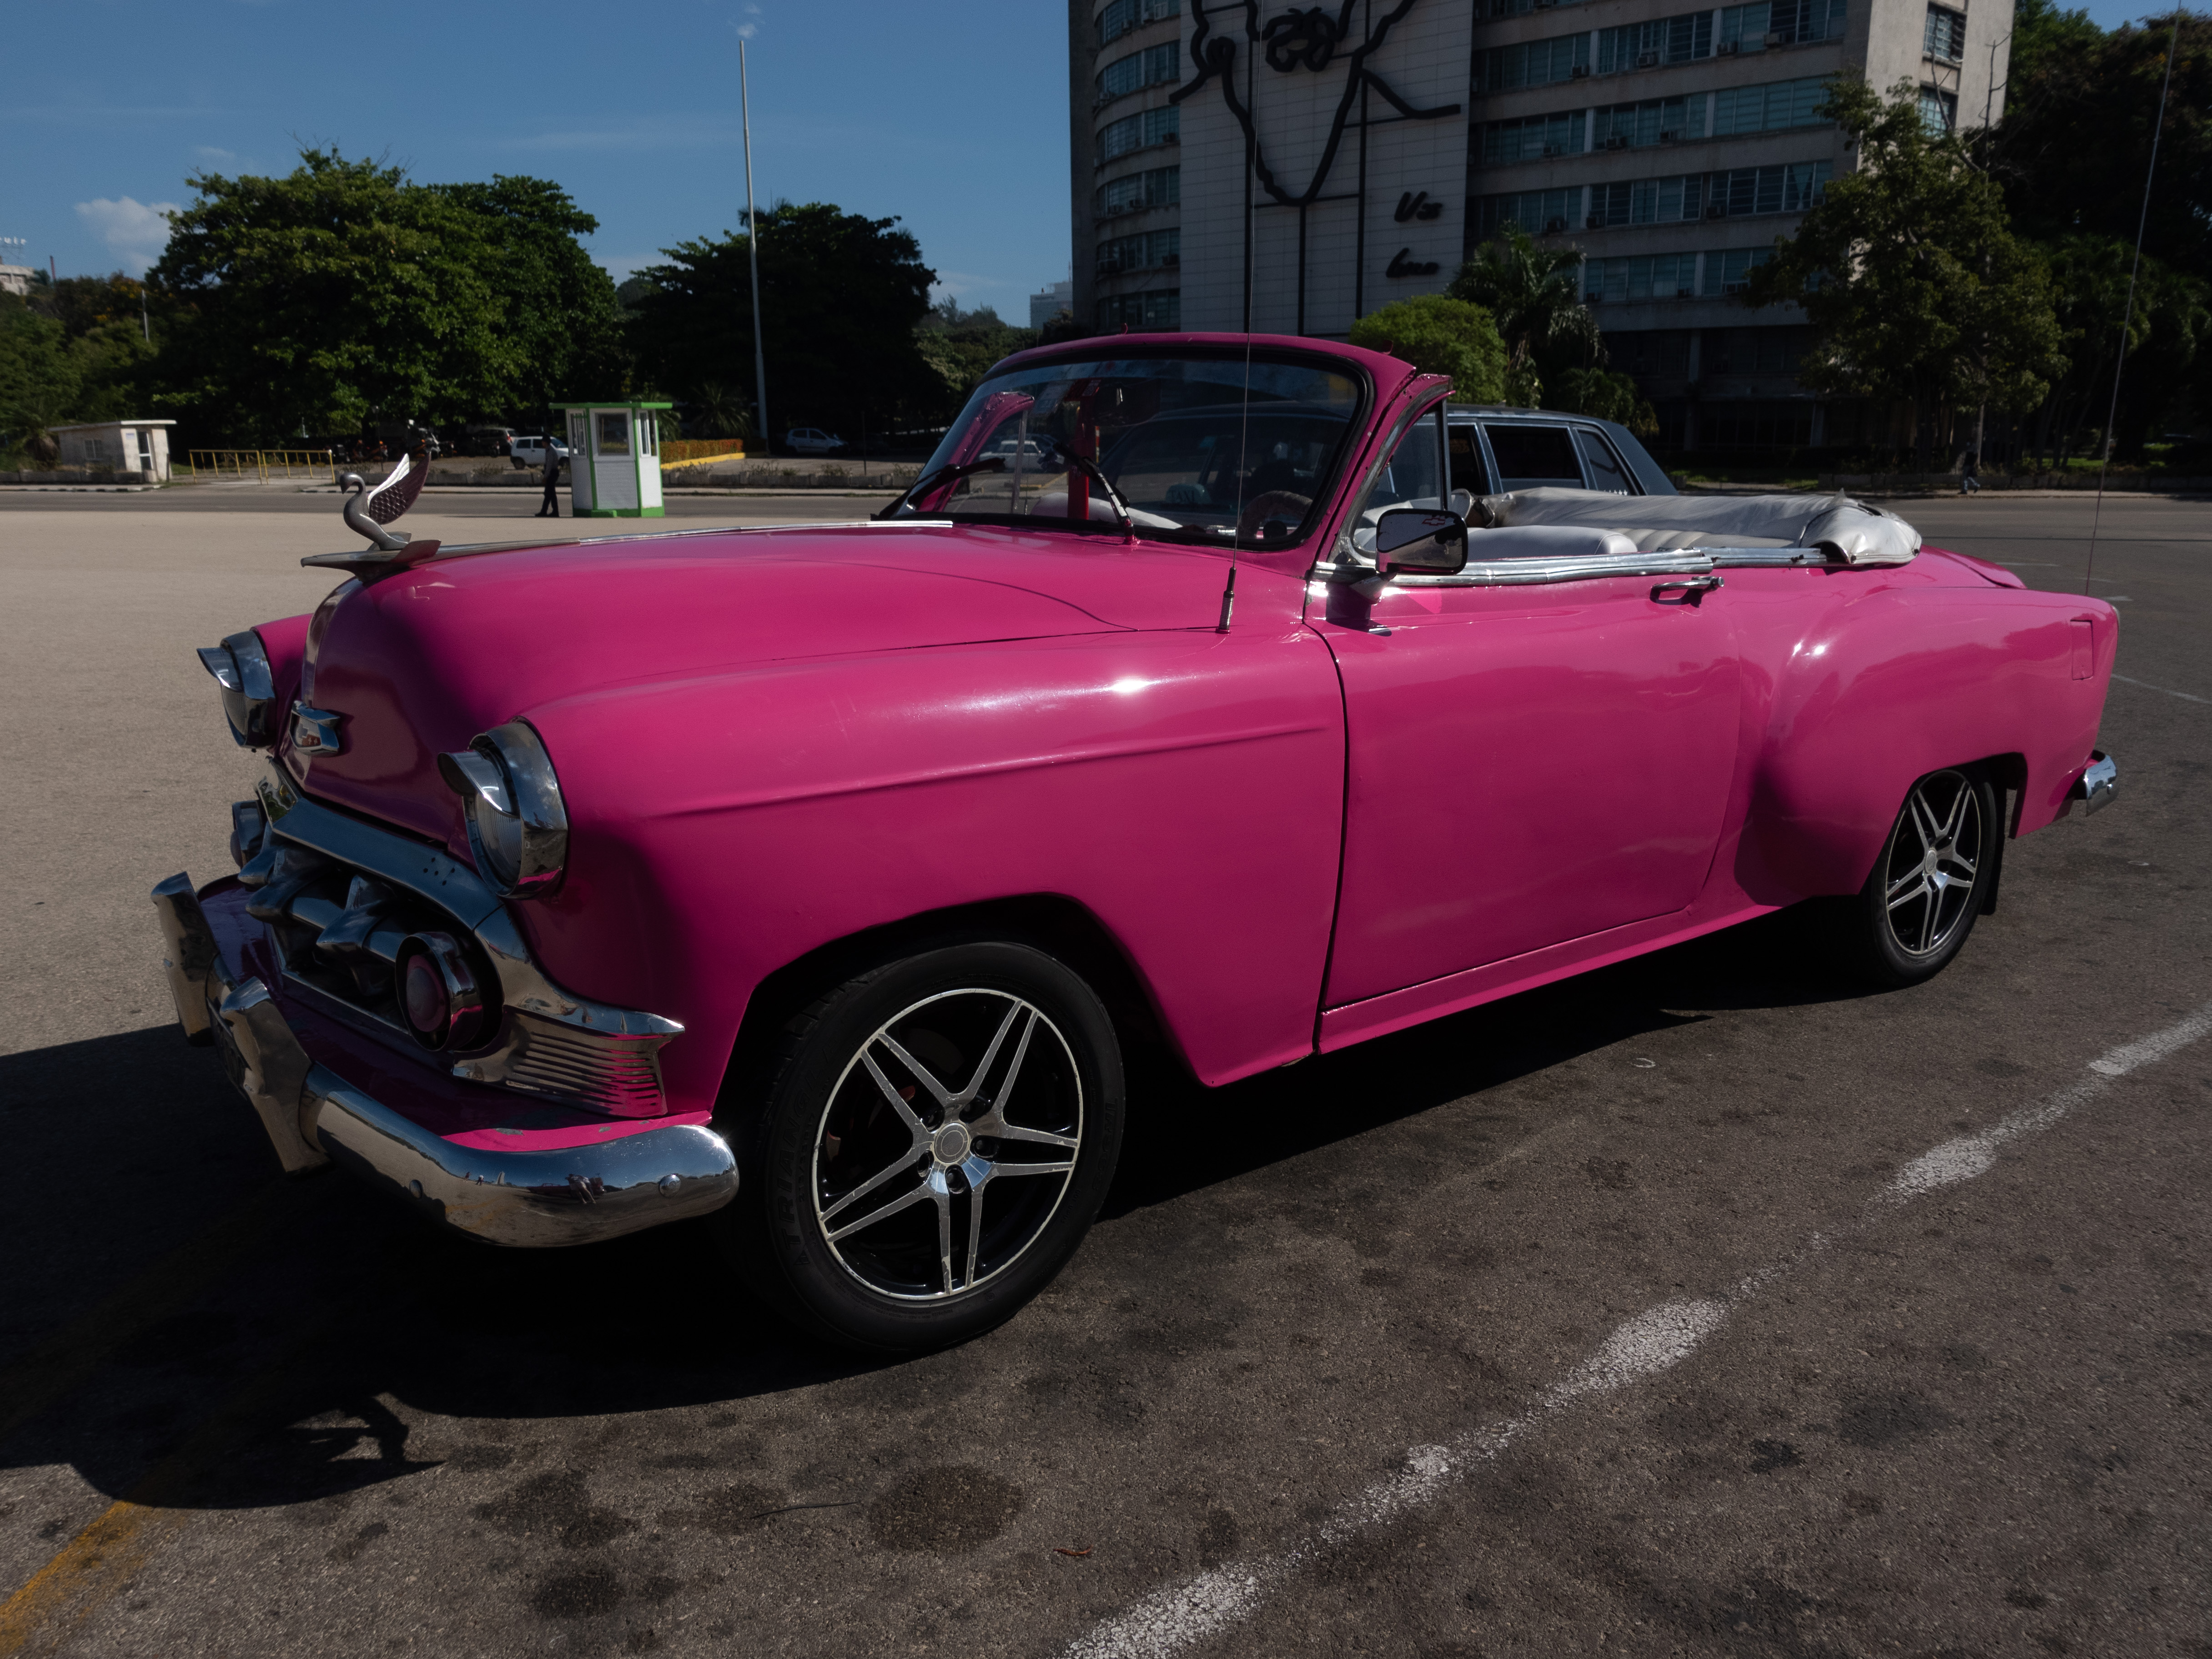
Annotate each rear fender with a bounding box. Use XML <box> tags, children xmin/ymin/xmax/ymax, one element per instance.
<box><xmin>1740</xmin><ymin>588</ymin><xmax>2112</xmax><ymax>898</ymax></box>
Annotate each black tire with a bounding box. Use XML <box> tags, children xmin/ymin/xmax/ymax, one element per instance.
<box><xmin>1845</xmin><ymin>767</ymin><xmax>1998</xmax><ymax>987</ymax></box>
<box><xmin>714</xmin><ymin>941</ymin><xmax>1125</xmax><ymax>1353</ymax></box>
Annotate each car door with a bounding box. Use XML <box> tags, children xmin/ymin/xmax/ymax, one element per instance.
<box><xmin>1313</xmin><ymin>403</ymin><xmax>1743</xmax><ymax>1010</ymax></box>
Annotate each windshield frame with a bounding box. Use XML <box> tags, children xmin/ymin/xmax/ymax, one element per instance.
<box><xmin>888</xmin><ymin>344</ymin><xmax>1377</xmax><ymax>553</ymax></box>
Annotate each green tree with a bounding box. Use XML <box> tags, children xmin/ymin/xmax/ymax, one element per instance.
<box><xmin>1549</xmin><ymin>366</ymin><xmax>1659</xmax><ymax>437</ymax></box>
<box><xmin>915</xmin><ymin>298</ymin><xmax>1040</xmax><ymax>417</ymax></box>
<box><xmin>1996</xmin><ymin>10</ymin><xmax>2212</xmax><ymax>449</ymax></box>
<box><xmin>0</xmin><ymin>295</ymin><xmax>80</xmax><ymax>466</ymax></box>
<box><xmin>432</xmin><ymin>175</ymin><xmax>628</xmax><ymax>412</ymax></box>
<box><xmin>149</xmin><ymin>149</ymin><xmax>623</xmax><ymax>443</ymax></box>
<box><xmin>625</xmin><ymin>202</ymin><xmax>940</xmax><ymax>443</ymax></box>
<box><xmin>1447</xmin><ymin>225</ymin><xmax>1600</xmax><ymax>406</ymax></box>
<box><xmin>1741</xmin><ymin>76</ymin><xmax>2066</xmax><ymax>465</ymax></box>
<box><xmin>1347</xmin><ymin>294</ymin><xmax>1508</xmax><ymax>402</ymax></box>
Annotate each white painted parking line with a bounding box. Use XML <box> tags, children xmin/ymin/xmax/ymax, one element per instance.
<box><xmin>2113</xmin><ymin>673</ymin><xmax>2211</xmax><ymax>705</ymax></box>
<box><xmin>1059</xmin><ymin>1001</ymin><xmax>2212</xmax><ymax>1659</ymax></box>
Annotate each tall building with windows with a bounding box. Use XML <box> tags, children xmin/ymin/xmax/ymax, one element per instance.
<box><xmin>1073</xmin><ymin>0</ymin><xmax>1188</xmax><ymax>335</ymax></box>
<box><xmin>1069</xmin><ymin>0</ymin><xmax>2007</xmax><ymax>451</ymax></box>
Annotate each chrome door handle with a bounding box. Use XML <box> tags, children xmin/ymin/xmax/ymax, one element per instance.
<box><xmin>1651</xmin><ymin>574</ymin><xmax>1723</xmax><ymax>604</ymax></box>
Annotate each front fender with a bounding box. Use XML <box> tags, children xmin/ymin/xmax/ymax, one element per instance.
<box><xmin>513</xmin><ymin>605</ymin><xmax>1348</xmax><ymax>1109</ymax></box>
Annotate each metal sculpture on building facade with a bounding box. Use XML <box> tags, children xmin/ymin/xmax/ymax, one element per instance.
<box><xmin>1175</xmin><ymin>0</ymin><xmax>1460</xmax><ymax>330</ymax></box>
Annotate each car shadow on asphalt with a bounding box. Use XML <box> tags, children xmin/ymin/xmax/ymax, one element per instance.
<box><xmin>1105</xmin><ymin>901</ymin><xmax>1874</xmax><ymax>1217</ymax></box>
<box><xmin>1</xmin><ymin>905</ymin><xmax>1877</xmax><ymax>1512</ymax></box>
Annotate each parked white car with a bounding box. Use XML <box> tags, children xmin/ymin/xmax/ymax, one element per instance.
<box><xmin>784</xmin><ymin>427</ymin><xmax>848</xmax><ymax>455</ymax></box>
<box><xmin>508</xmin><ymin>437</ymin><xmax>570</xmax><ymax>471</ymax></box>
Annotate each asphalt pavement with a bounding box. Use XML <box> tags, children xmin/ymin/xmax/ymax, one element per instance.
<box><xmin>0</xmin><ymin>488</ymin><xmax>2206</xmax><ymax>1658</ymax></box>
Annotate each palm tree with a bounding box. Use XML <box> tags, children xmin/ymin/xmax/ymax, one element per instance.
<box><xmin>1448</xmin><ymin>225</ymin><xmax>1602</xmax><ymax>407</ymax></box>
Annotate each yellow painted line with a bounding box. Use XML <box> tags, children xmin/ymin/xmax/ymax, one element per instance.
<box><xmin>0</xmin><ymin>1313</ymin><xmax>346</xmax><ymax>1655</ymax></box>
<box><xmin>0</xmin><ymin>1176</ymin><xmax>310</xmax><ymax>1448</ymax></box>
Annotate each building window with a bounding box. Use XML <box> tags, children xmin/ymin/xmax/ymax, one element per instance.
<box><xmin>1478</xmin><ymin>0</ymin><xmax>1589</xmax><ymax>17</ymax></box>
<box><xmin>1098</xmin><ymin>289</ymin><xmax>1181</xmax><ymax>331</ymax></box>
<box><xmin>1589</xmin><ymin>175</ymin><xmax>1704</xmax><ymax>226</ymax></box>
<box><xmin>1097</xmin><ymin>0</ymin><xmax>1180</xmax><ymax>48</ymax></box>
<box><xmin>1474</xmin><ymin>186</ymin><xmax>1584</xmax><ymax>238</ymax></box>
<box><xmin>1479</xmin><ymin>109</ymin><xmax>1588</xmax><ymax>163</ymax></box>
<box><xmin>1584</xmin><ymin>250</ymin><xmax>1703</xmax><ymax>303</ymax></box>
<box><xmin>1695</xmin><ymin>398</ymin><xmax>1816</xmax><ymax>447</ymax></box>
<box><xmin>1702</xmin><ymin>246</ymin><xmax>1775</xmax><ymax>295</ymax></box>
<box><xmin>1719</xmin><ymin>0</ymin><xmax>1847</xmax><ymax>50</ymax></box>
<box><xmin>1476</xmin><ymin>31</ymin><xmax>1591</xmax><ymax>91</ymax></box>
<box><xmin>1095</xmin><ymin>165</ymin><xmax>1181</xmax><ymax>216</ymax></box>
<box><xmin>1603</xmin><ymin>328</ymin><xmax>1695</xmax><ymax>380</ymax></box>
<box><xmin>1709</xmin><ymin>159</ymin><xmax>1832</xmax><ymax>214</ymax></box>
<box><xmin>1919</xmin><ymin>84</ymin><xmax>1958</xmax><ymax>131</ymax></box>
<box><xmin>1097</xmin><ymin>41</ymin><xmax>1180</xmax><ymax>104</ymax></box>
<box><xmin>1710</xmin><ymin>75</ymin><xmax>1830</xmax><ymax>135</ymax></box>
<box><xmin>1923</xmin><ymin>5</ymin><xmax>1965</xmax><ymax>60</ymax></box>
<box><xmin>1596</xmin><ymin>10</ymin><xmax>1714</xmax><ymax>74</ymax></box>
<box><xmin>1097</xmin><ymin>228</ymin><xmax>1181</xmax><ymax>276</ymax></box>
<box><xmin>1097</xmin><ymin>104</ymin><xmax>1180</xmax><ymax>162</ymax></box>
<box><xmin>1700</xmin><ymin>325</ymin><xmax>1812</xmax><ymax>374</ymax></box>
<box><xmin>1594</xmin><ymin>94</ymin><xmax>1707</xmax><ymax>148</ymax></box>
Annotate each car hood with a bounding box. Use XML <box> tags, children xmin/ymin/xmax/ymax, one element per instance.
<box><xmin>287</xmin><ymin>520</ymin><xmax>1234</xmax><ymax>842</ymax></box>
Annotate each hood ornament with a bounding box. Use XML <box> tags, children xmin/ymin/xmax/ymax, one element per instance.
<box><xmin>302</xmin><ymin>452</ymin><xmax>441</xmax><ymax>581</ymax></box>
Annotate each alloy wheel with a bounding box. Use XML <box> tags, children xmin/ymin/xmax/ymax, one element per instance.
<box><xmin>1880</xmin><ymin>769</ymin><xmax>1984</xmax><ymax>960</ymax></box>
<box><xmin>813</xmin><ymin>988</ymin><xmax>1084</xmax><ymax>1301</ymax></box>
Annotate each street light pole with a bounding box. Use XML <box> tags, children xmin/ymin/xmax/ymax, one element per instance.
<box><xmin>740</xmin><ymin>40</ymin><xmax>769</xmax><ymax>456</ymax></box>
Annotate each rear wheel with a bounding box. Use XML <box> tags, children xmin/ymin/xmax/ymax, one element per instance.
<box><xmin>716</xmin><ymin>941</ymin><xmax>1124</xmax><ymax>1353</ymax></box>
<box><xmin>1846</xmin><ymin>767</ymin><xmax>1997</xmax><ymax>987</ymax></box>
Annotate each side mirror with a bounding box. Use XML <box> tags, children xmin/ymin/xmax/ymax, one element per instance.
<box><xmin>1375</xmin><ymin>508</ymin><xmax>1468</xmax><ymax>577</ymax></box>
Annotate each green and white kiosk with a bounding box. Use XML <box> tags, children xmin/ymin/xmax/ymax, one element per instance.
<box><xmin>554</xmin><ymin>400</ymin><xmax>670</xmax><ymax>518</ymax></box>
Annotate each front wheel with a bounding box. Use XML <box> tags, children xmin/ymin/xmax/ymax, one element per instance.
<box><xmin>716</xmin><ymin>941</ymin><xmax>1125</xmax><ymax>1353</ymax></box>
<box><xmin>1845</xmin><ymin>767</ymin><xmax>1998</xmax><ymax>987</ymax></box>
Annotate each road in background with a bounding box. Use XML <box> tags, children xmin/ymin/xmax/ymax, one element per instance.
<box><xmin>0</xmin><ymin>491</ymin><xmax>2205</xmax><ymax>1657</ymax></box>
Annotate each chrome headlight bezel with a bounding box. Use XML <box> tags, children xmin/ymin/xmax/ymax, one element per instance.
<box><xmin>197</xmin><ymin>629</ymin><xmax>279</xmax><ymax>749</ymax></box>
<box><xmin>436</xmin><ymin>721</ymin><xmax>569</xmax><ymax>900</ymax></box>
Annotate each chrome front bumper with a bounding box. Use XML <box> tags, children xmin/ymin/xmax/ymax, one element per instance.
<box><xmin>153</xmin><ymin>875</ymin><xmax>737</xmax><ymax>1247</ymax></box>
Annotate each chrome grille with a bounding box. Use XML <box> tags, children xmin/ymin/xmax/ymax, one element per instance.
<box><xmin>236</xmin><ymin>772</ymin><xmax>679</xmax><ymax>1118</ymax></box>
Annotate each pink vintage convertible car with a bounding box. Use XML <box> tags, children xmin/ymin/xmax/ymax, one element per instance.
<box><xmin>155</xmin><ymin>335</ymin><xmax>2119</xmax><ymax>1352</ymax></box>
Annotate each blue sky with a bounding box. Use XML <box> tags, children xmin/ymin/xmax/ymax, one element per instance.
<box><xmin>1</xmin><ymin>0</ymin><xmax>1073</xmax><ymax>317</ymax></box>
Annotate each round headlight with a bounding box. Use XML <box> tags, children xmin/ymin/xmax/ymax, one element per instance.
<box><xmin>435</xmin><ymin>721</ymin><xmax>569</xmax><ymax>900</ymax></box>
<box><xmin>394</xmin><ymin>931</ymin><xmax>488</xmax><ymax>1050</ymax></box>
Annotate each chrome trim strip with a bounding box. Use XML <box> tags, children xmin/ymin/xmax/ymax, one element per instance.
<box><xmin>1383</xmin><ymin>546</ymin><xmax>1833</xmax><ymax>588</ymax></box>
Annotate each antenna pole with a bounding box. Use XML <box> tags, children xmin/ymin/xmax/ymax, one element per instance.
<box><xmin>740</xmin><ymin>40</ymin><xmax>770</xmax><ymax>455</ymax></box>
<box><xmin>2085</xmin><ymin>8</ymin><xmax>2179</xmax><ymax>596</ymax></box>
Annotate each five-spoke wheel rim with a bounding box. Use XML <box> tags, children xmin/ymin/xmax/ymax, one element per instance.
<box><xmin>813</xmin><ymin>988</ymin><xmax>1084</xmax><ymax>1301</ymax></box>
<box><xmin>1880</xmin><ymin>771</ymin><xmax>1983</xmax><ymax>960</ymax></box>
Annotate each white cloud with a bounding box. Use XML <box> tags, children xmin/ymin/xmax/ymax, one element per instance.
<box><xmin>734</xmin><ymin>20</ymin><xmax>758</xmax><ymax>38</ymax></box>
<box><xmin>194</xmin><ymin>145</ymin><xmax>237</xmax><ymax>163</ymax></box>
<box><xmin>75</xmin><ymin>196</ymin><xmax>179</xmax><ymax>275</ymax></box>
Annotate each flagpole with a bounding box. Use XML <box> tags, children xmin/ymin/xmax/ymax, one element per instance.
<box><xmin>740</xmin><ymin>39</ymin><xmax>769</xmax><ymax>453</ymax></box>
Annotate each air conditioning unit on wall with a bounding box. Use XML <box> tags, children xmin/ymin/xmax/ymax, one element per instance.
<box><xmin>1637</xmin><ymin>50</ymin><xmax>1659</xmax><ymax>66</ymax></box>
<box><xmin>1605</xmin><ymin>134</ymin><xmax>1628</xmax><ymax>150</ymax></box>
<box><xmin>1544</xmin><ymin>216</ymin><xmax>1569</xmax><ymax>233</ymax></box>
<box><xmin>1717</xmin><ymin>39</ymin><xmax>1739</xmax><ymax>54</ymax></box>
<box><xmin>1570</xmin><ymin>64</ymin><xmax>1590</xmax><ymax>78</ymax></box>
<box><xmin>1586</xmin><ymin>213</ymin><xmax>1603</xmax><ymax>229</ymax></box>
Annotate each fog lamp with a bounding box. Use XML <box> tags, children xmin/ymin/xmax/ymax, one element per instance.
<box><xmin>393</xmin><ymin>932</ymin><xmax>488</xmax><ymax>1051</ymax></box>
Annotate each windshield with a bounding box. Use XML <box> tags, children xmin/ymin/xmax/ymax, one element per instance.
<box><xmin>891</xmin><ymin>352</ymin><xmax>1366</xmax><ymax>548</ymax></box>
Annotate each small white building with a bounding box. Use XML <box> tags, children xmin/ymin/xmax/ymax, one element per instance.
<box><xmin>52</xmin><ymin>419</ymin><xmax>176</xmax><ymax>481</ymax></box>
<box><xmin>0</xmin><ymin>265</ymin><xmax>35</xmax><ymax>298</ymax></box>
<box><xmin>553</xmin><ymin>401</ymin><xmax>669</xmax><ymax>518</ymax></box>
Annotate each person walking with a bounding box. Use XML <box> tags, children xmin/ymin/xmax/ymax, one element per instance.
<box><xmin>536</xmin><ymin>438</ymin><xmax>562</xmax><ymax>518</ymax></box>
<box><xmin>1960</xmin><ymin>447</ymin><xmax>1981</xmax><ymax>495</ymax></box>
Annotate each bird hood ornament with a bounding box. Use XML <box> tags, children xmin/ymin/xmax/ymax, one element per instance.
<box><xmin>302</xmin><ymin>452</ymin><xmax>441</xmax><ymax>581</ymax></box>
